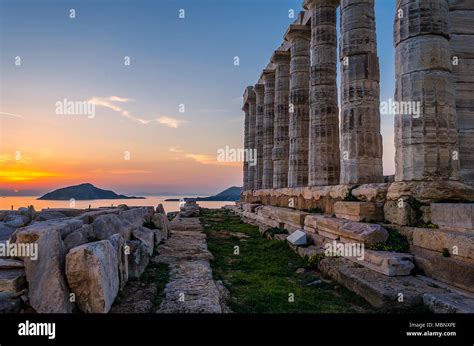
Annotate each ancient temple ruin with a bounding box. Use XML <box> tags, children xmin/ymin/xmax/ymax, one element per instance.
<box><xmin>238</xmin><ymin>0</ymin><xmax>474</xmax><ymax>311</ymax></box>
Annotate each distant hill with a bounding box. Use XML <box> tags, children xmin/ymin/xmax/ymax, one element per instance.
<box><xmin>165</xmin><ymin>186</ymin><xmax>242</xmax><ymax>202</ymax></box>
<box><xmin>38</xmin><ymin>183</ymin><xmax>145</xmax><ymax>201</ymax></box>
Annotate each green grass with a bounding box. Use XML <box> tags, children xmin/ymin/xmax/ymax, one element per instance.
<box><xmin>200</xmin><ymin>208</ymin><xmax>375</xmax><ymax>313</ymax></box>
<box><xmin>140</xmin><ymin>261</ymin><xmax>170</xmax><ymax>308</ymax></box>
<box><xmin>367</xmin><ymin>229</ymin><xmax>410</xmax><ymax>253</ymax></box>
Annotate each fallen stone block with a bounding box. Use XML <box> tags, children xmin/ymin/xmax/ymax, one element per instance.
<box><xmin>156</xmin><ymin>204</ymin><xmax>166</xmax><ymax>215</ymax></box>
<box><xmin>127</xmin><ymin>240</ymin><xmax>149</xmax><ymax>279</ymax></box>
<box><xmin>35</xmin><ymin>210</ymin><xmax>68</xmax><ymax>221</ymax></box>
<box><xmin>63</xmin><ymin>225</ymin><xmax>94</xmax><ymax>251</ymax></box>
<box><xmin>14</xmin><ymin>217</ymin><xmax>83</xmax><ymax>241</ymax></box>
<box><xmin>109</xmin><ymin>234</ymin><xmax>128</xmax><ymax>291</ymax></box>
<box><xmin>0</xmin><ymin>269</ymin><xmax>26</xmax><ymax>293</ymax></box>
<box><xmin>383</xmin><ymin>199</ymin><xmax>417</xmax><ymax>226</ymax></box>
<box><xmin>316</xmin><ymin>217</ymin><xmax>348</xmax><ymax>236</ymax></box>
<box><xmin>412</xmin><ymin>228</ymin><xmax>474</xmax><ymax>260</ymax></box>
<box><xmin>287</xmin><ymin>230</ymin><xmax>307</xmax><ymax>246</ymax></box>
<box><xmin>4</xmin><ymin>214</ymin><xmax>30</xmax><ymax>228</ymax></box>
<box><xmin>15</xmin><ymin>228</ymin><xmax>73</xmax><ymax>313</ymax></box>
<box><xmin>431</xmin><ymin>203</ymin><xmax>474</xmax><ymax>232</ymax></box>
<box><xmin>0</xmin><ymin>258</ymin><xmax>24</xmax><ymax>270</ymax></box>
<box><xmin>257</xmin><ymin>206</ymin><xmax>309</xmax><ymax>227</ymax></box>
<box><xmin>132</xmin><ymin>227</ymin><xmax>155</xmax><ymax>256</ymax></box>
<box><xmin>243</xmin><ymin>203</ymin><xmax>261</xmax><ymax>212</ymax></box>
<box><xmin>334</xmin><ymin>201</ymin><xmax>383</xmax><ymax>222</ymax></box>
<box><xmin>151</xmin><ymin>213</ymin><xmax>170</xmax><ymax>239</ymax></box>
<box><xmin>346</xmin><ymin>249</ymin><xmax>414</xmax><ymax>276</ymax></box>
<box><xmin>76</xmin><ymin>209</ymin><xmax>120</xmax><ymax>224</ymax></box>
<box><xmin>66</xmin><ymin>240</ymin><xmax>119</xmax><ymax>313</ymax></box>
<box><xmin>0</xmin><ymin>291</ymin><xmax>22</xmax><ymax>313</ymax></box>
<box><xmin>92</xmin><ymin>214</ymin><xmax>132</xmax><ymax>241</ymax></box>
<box><xmin>338</xmin><ymin>222</ymin><xmax>389</xmax><ymax>245</ymax></box>
<box><xmin>351</xmin><ymin>183</ymin><xmax>388</xmax><ymax>203</ymax></box>
<box><xmin>119</xmin><ymin>207</ymin><xmax>151</xmax><ymax>228</ymax></box>
<box><xmin>423</xmin><ymin>292</ymin><xmax>474</xmax><ymax>313</ymax></box>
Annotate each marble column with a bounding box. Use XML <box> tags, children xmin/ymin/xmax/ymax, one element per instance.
<box><xmin>254</xmin><ymin>84</ymin><xmax>265</xmax><ymax>190</ymax></box>
<box><xmin>261</xmin><ymin>69</ymin><xmax>276</xmax><ymax>189</ymax></box>
<box><xmin>285</xmin><ymin>24</ymin><xmax>311</xmax><ymax>188</ymax></box>
<box><xmin>304</xmin><ymin>0</ymin><xmax>341</xmax><ymax>186</ymax></box>
<box><xmin>242</xmin><ymin>101</ymin><xmax>250</xmax><ymax>191</ymax></box>
<box><xmin>339</xmin><ymin>0</ymin><xmax>384</xmax><ymax>184</ymax></box>
<box><xmin>394</xmin><ymin>0</ymin><xmax>459</xmax><ymax>181</ymax></box>
<box><xmin>449</xmin><ymin>0</ymin><xmax>474</xmax><ymax>185</ymax></box>
<box><xmin>271</xmin><ymin>50</ymin><xmax>291</xmax><ymax>189</ymax></box>
<box><xmin>244</xmin><ymin>86</ymin><xmax>256</xmax><ymax>190</ymax></box>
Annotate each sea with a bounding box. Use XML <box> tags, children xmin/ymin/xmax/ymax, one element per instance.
<box><xmin>0</xmin><ymin>196</ymin><xmax>233</xmax><ymax>213</ymax></box>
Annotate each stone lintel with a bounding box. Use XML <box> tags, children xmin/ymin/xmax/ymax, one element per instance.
<box><xmin>261</xmin><ymin>68</ymin><xmax>275</xmax><ymax>80</ymax></box>
<box><xmin>253</xmin><ymin>83</ymin><xmax>264</xmax><ymax>94</ymax></box>
<box><xmin>303</xmin><ymin>0</ymin><xmax>340</xmax><ymax>10</ymax></box>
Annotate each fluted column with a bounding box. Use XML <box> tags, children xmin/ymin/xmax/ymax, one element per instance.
<box><xmin>254</xmin><ymin>84</ymin><xmax>265</xmax><ymax>190</ymax></box>
<box><xmin>242</xmin><ymin>102</ymin><xmax>250</xmax><ymax>191</ymax></box>
<box><xmin>262</xmin><ymin>69</ymin><xmax>276</xmax><ymax>189</ymax></box>
<box><xmin>340</xmin><ymin>0</ymin><xmax>383</xmax><ymax>184</ymax></box>
<box><xmin>394</xmin><ymin>0</ymin><xmax>459</xmax><ymax>181</ymax></box>
<box><xmin>449</xmin><ymin>0</ymin><xmax>474</xmax><ymax>185</ymax></box>
<box><xmin>244</xmin><ymin>87</ymin><xmax>256</xmax><ymax>190</ymax></box>
<box><xmin>285</xmin><ymin>24</ymin><xmax>311</xmax><ymax>188</ymax></box>
<box><xmin>304</xmin><ymin>0</ymin><xmax>341</xmax><ymax>186</ymax></box>
<box><xmin>271</xmin><ymin>50</ymin><xmax>291</xmax><ymax>189</ymax></box>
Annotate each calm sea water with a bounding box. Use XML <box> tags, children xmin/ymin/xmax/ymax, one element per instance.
<box><xmin>0</xmin><ymin>196</ymin><xmax>233</xmax><ymax>213</ymax></box>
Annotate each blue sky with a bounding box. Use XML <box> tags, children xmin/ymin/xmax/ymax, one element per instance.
<box><xmin>0</xmin><ymin>0</ymin><xmax>397</xmax><ymax>195</ymax></box>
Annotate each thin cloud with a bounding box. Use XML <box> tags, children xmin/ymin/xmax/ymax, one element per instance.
<box><xmin>0</xmin><ymin>111</ymin><xmax>24</xmax><ymax>118</ymax></box>
<box><xmin>87</xmin><ymin>96</ymin><xmax>186</xmax><ymax>128</ymax></box>
<box><xmin>169</xmin><ymin>146</ymin><xmax>184</xmax><ymax>153</ymax></box>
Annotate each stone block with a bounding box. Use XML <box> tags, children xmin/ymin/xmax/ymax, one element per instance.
<box><xmin>431</xmin><ymin>203</ymin><xmax>474</xmax><ymax>232</ymax></box>
<box><xmin>256</xmin><ymin>206</ymin><xmax>308</xmax><ymax>227</ymax></box>
<box><xmin>334</xmin><ymin>201</ymin><xmax>383</xmax><ymax>222</ymax></box>
<box><xmin>127</xmin><ymin>240</ymin><xmax>149</xmax><ymax>279</ymax></box>
<box><xmin>287</xmin><ymin>230</ymin><xmax>307</xmax><ymax>246</ymax></box>
<box><xmin>0</xmin><ymin>269</ymin><xmax>26</xmax><ymax>293</ymax></box>
<box><xmin>316</xmin><ymin>217</ymin><xmax>348</xmax><ymax>236</ymax></box>
<box><xmin>383</xmin><ymin>199</ymin><xmax>417</xmax><ymax>226</ymax></box>
<box><xmin>351</xmin><ymin>183</ymin><xmax>388</xmax><ymax>203</ymax></box>
<box><xmin>132</xmin><ymin>227</ymin><xmax>155</xmax><ymax>256</ymax></box>
<box><xmin>346</xmin><ymin>249</ymin><xmax>414</xmax><ymax>276</ymax></box>
<box><xmin>423</xmin><ymin>292</ymin><xmax>474</xmax><ymax>313</ymax></box>
<box><xmin>412</xmin><ymin>228</ymin><xmax>474</xmax><ymax>259</ymax></box>
<box><xmin>338</xmin><ymin>222</ymin><xmax>389</xmax><ymax>245</ymax></box>
<box><xmin>243</xmin><ymin>203</ymin><xmax>261</xmax><ymax>213</ymax></box>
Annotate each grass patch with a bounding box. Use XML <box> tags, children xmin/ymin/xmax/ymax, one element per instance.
<box><xmin>367</xmin><ymin>229</ymin><xmax>410</xmax><ymax>253</ymax></box>
<box><xmin>140</xmin><ymin>261</ymin><xmax>170</xmax><ymax>308</ymax></box>
<box><xmin>200</xmin><ymin>208</ymin><xmax>374</xmax><ymax>313</ymax></box>
<box><xmin>266</xmin><ymin>227</ymin><xmax>289</xmax><ymax>237</ymax></box>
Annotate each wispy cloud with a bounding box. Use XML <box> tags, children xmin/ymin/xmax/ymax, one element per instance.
<box><xmin>169</xmin><ymin>146</ymin><xmax>184</xmax><ymax>153</ymax></box>
<box><xmin>87</xmin><ymin>96</ymin><xmax>187</xmax><ymax>128</ymax></box>
<box><xmin>185</xmin><ymin>154</ymin><xmax>217</xmax><ymax>165</ymax></box>
<box><xmin>0</xmin><ymin>111</ymin><xmax>24</xmax><ymax>118</ymax></box>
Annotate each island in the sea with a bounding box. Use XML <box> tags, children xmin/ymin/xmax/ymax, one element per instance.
<box><xmin>164</xmin><ymin>186</ymin><xmax>242</xmax><ymax>202</ymax></box>
<box><xmin>38</xmin><ymin>183</ymin><xmax>145</xmax><ymax>200</ymax></box>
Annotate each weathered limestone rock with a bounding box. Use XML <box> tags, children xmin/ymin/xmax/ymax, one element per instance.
<box><xmin>35</xmin><ymin>210</ymin><xmax>67</xmax><ymax>221</ymax></box>
<box><xmin>246</xmin><ymin>87</ymin><xmax>257</xmax><ymax>191</ymax></box>
<box><xmin>256</xmin><ymin>206</ymin><xmax>308</xmax><ymax>228</ymax></box>
<box><xmin>412</xmin><ymin>227</ymin><xmax>474</xmax><ymax>259</ymax></box>
<box><xmin>0</xmin><ymin>269</ymin><xmax>26</xmax><ymax>293</ymax></box>
<box><xmin>314</xmin><ymin>217</ymin><xmax>348</xmax><ymax>239</ymax></box>
<box><xmin>431</xmin><ymin>203</ymin><xmax>474</xmax><ymax>232</ymax></box>
<box><xmin>285</xmin><ymin>24</ymin><xmax>311</xmax><ymax>188</ymax></box>
<box><xmin>153</xmin><ymin>229</ymin><xmax>163</xmax><ymax>248</ymax></box>
<box><xmin>423</xmin><ymin>292</ymin><xmax>474</xmax><ymax>313</ymax></box>
<box><xmin>271</xmin><ymin>50</ymin><xmax>291</xmax><ymax>189</ymax></box>
<box><xmin>254</xmin><ymin>83</ymin><xmax>265</xmax><ymax>190</ymax></box>
<box><xmin>0</xmin><ymin>291</ymin><xmax>22</xmax><ymax>313</ymax></box>
<box><xmin>151</xmin><ymin>213</ymin><xmax>170</xmax><ymax>239</ymax></box>
<box><xmin>132</xmin><ymin>227</ymin><xmax>155</xmax><ymax>255</ymax></box>
<box><xmin>119</xmin><ymin>207</ymin><xmax>151</xmax><ymax>228</ymax></box>
<box><xmin>387</xmin><ymin>181</ymin><xmax>474</xmax><ymax>203</ymax></box>
<box><xmin>340</xmin><ymin>0</ymin><xmax>383</xmax><ymax>184</ymax></box>
<box><xmin>4</xmin><ymin>214</ymin><xmax>29</xmax><ymax>228</ymax></box>
<box><xmin>304</xmin><ymin>0</ymin><xmax>341</xmax><ymax>186</ymax></box>
<box><xmin>339</xmin><ymin>222</ymin><xmax>389</xmax><ymax>245</ymax></box>
<box><xmin>412</xmin><ymin>246</ymin><xmax>474</xmax><ymax>293</ymax></box>
<box><xmin>127</xmin><ymin>240</ymin><xmax>149</xmax><ymax>279</ymax></box>
<box><xmin>346</xmin><ymin>249</ymin><xmax>414</xmax><ymax>276</ymax></box>
<box><xmin>63</xmin><ymin>224</ymin><xmax>94</xmax><ymax>251</ymax></box>
<box><xmin>66</xmin><ymin>240</ymin><xmax>119</xmax><ymax>313</ymax></box>
<box><xmin>0</xmin><ymin>258</ymin><xmax>24</xmax><ymax>270</ymax></box>
<box><xmin>76</xmin><ymin>208</ymin><xmax>120</xmax><ymax>224</ymax></box>
<box><xmin>15</xmin><ymin>227</ymin><xmax>73</xmax><ymax>313</ymax></box>
<box><xmin>242</xmin><ymin>203</ymin><xmax>261</xmax><ymax>212</ymax></box>
<box><xmin>91</xmin><ymin>214</ymin><xmax>132</xmax><ymax>241</ymax></box>
<box><xmin>334</xmin><ymin>201</ymin><xmax>383</xmax><ymax>222</ymax></box>
<box><xmin>156</xmin><ymin>204</ymin><xmax>166</xmax><ymax>215</ymax></box>
<box><xmin>351</xmin><ymin>183</ymin><xmax>388</xmax><ymax>203</ymax></box>
<box><xmin>383</xmin><ymin>199</ymin><xmax>418</xmax><ymax>226</ymax></box>
<box><xmin>108</xmin><ymin>234</ymin><xmax>128</xmax><ymax>291</ymax></box>
<box><xmin>394</xmin><ymin>0</ymin><xmax>460</xmax><ymax>182</ymax></box>
<box><xmin>261</xmin><ymin>69</ymin><xmax>276</xmax><ymax>189</ymax></box>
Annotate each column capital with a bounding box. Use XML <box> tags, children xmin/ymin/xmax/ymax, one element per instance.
<box><xmin>303</xmin><ymin>0</ymin><xmax>340</xmax><ymax>10</ymax></box>
<box><xmin>271</xmin><ymin>50</ymin><xmax>290</xmax><ymax>64</ymax></box>
<box><xmin>243</xmin><ymin>86</ymin><xmax>255</xmax><ymax>105</ymax></box>
<box><xmin>261</xmin><ymin>69</ymin><xmax>276</xmax><ymax>81</ymax></box>
<box><xmin>284</xmin><ymin>24</ymin><xmax>311</xmax><ymax>42</ymax></box>
<box><xmin>253</xmin><ymin>83</ymin><xmax>265</xmax><ymax>94</ymax></box>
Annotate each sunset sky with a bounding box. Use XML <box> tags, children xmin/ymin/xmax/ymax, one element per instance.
<box><xmin>0</xmin><ymin>0</ymin><xmax>396</xmax><ymax>196</ymax></box>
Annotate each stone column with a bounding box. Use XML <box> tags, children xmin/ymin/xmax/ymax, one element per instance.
<box><xmin>285</xmin><ymin>24</ymin><xmax>311</xmax><ymax>188</ymax></box>
<box><xmin>262</xmin><ymin>69</ymin><xmax>276</xmax><ymax>189</ymax></box>
<box><xmin>271</xmin><ymin>50</ymin><xmax>291</xmax><ymax>189</ymax></box>
<box><xmin>304</xmin><ymin>0</ymin><xmax>341</xmax><ymax>186</ymax></box>
<box><xmin>339</xmin><ymin>0</ymin><xmax>383</xmax><ymax>184</ymax></box>
<box><xmin>254</xmin><ymin>84</ymin><xmax>265</xmax><ymax>190</ymax></box>
<box><xmin>394</xmin><ymin>0</ymin><xmax>459</xmax><ymax>181</ymax></box>
<box><xmin>242</xmin><ymin>102</ymin><xmax>250</xmax><ymax>191</ymax></box>
<box><xmin>244</xmin><ymin>87</ymin><xmax>256</xmax><ymax>190</ymax></box>
<box><xmin>449</xmin><ymin>1</ymin><xmax>474</xmax><ymax>185</ymax></box>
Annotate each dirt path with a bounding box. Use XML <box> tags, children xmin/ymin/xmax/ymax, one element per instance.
<box><xmin>154</xmin><ymin>216</ymin><xmax>230</xmax><ymax>313</ymax></box>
